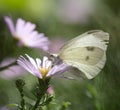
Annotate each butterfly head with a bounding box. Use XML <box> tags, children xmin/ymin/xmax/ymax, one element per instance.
<box><xmin>49</xmin><ymin>54</ymin><xmax>62</xmax><ymax>65</ymax></box>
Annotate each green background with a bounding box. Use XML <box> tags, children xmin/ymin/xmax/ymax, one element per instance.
<box><xmin>0</xmin><ymin>0</ymin><xmax>120</xmax><ymax>110</ymax></box>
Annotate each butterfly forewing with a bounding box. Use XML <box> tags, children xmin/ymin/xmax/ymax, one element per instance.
<box><xmin>59</xmin><ymin>47</ymin><xmax>104</xmax><ymax>65</ymax></box>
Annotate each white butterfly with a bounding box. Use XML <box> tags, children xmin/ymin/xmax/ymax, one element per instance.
<box><xmin>50</xmin><ymin>30</ymin><xmax>109</xmax><ymax>79</ymax></box>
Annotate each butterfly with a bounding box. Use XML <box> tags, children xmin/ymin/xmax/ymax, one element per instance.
<box><xmin>50</xmin><ymin>30</ymin><xmax>109</xmax><ymax>79</ymax></box>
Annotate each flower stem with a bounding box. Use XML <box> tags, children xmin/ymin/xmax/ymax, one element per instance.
<box><xmin>31</xmin><ymin>96</ymin><xmax>42</xmax><ymax>110</ymax></box>
<box><xmin>15</xmin><ymin>79</ymin><xmax>26</xmax><ymax>110</ymax></box>
<box><xmin>0</xmin><ymin>61</ymin><xmax>17</xmax><ymax>71</ymax></box>
<box><xmin>20</xmin><ymin>88</ymin><xmax>26</xmax><ymax>110</ymax></box>
<box><xmin>31</xmin><ymin>78</ymin><xmax>50</xmax><ymax>110</ymax></box>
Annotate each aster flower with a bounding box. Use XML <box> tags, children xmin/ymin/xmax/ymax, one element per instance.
<box><xmin>17</xmin><ymin>54</ymin><xmax>69</xmax><ymax>79</ymax></box>
<box><xmin>0</xmin><ymin>58</ymin><xmax>26</xmax><ymax>80</ymax></box>
<box><xmin>4</xmin><ymin>16</ymin><xmax>49</xmax><ymax>51</ymax></box>
<box><xmin>47</xmin><ymin>85</ymin><xmax>54</xmax><ymax>95</ymax></box>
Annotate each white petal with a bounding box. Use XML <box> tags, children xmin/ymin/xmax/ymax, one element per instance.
<box><xmin>45</xmin><ymin>60</ymin><xmax>52</xmax><ymax>69</ymax></box>
<box><xmin>42</xmin><ymin>56</ymin><xmax>48</xmax><ymax>68</ymax></box>
<box><xmin>16</xmin><ymin>18</ymin><xmax>25</xmax><ymax>37</ymax></box>
<box><xmin>23</xmin><ymin>22</ymin><xmax>36</xmax><ymax>33</ymax></box>
<box><xmin>36</xmin><ymin>58</ymin><xmax>41</xmax><ymax>68</ymax></box>
<box><xmin>25</xmin><ymin>54</ymin><xmax>38</xmax><ymax>69</ymax></box>
<box><xmin>22</xmin><ymin>33</ymin><xmax>50</xmax><ymax>50</ymax></box>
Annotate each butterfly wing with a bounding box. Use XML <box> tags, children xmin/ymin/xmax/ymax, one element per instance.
<box><xmin>58</xmin><ymin>30</ymin><xmax>109</xmax><ymax>79</ymax></box>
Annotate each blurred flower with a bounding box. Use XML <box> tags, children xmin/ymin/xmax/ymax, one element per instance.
<box><xmin>4</xmin><ymin>16</ymin><xmax>49</xmax><ymax>51</ymax></box>
<box><xmin>0</xmin><ymin>106</ymin><xmax>9</xmax><ymax>110</ymax></box>
<box><xmin>56</xmin><ymin>0</ymin><xmax>95</xmax><ymax>24</ymax></box>
<box><xmin>49</xmin><ymin>38</ymin><xmax>66</xmax><ymax>53</ymax></box>
<box><xmin>0</xmin><ymin>58</ymin><xmax>26</xmax><ymax>80</ymax></box>
<box><xmin>47</xmin><ymin>85</ymin><xmax>54</xmax><ymax>95</ymax></box>
<box><xmin>17</xmin><ymin>54</ymin><xmax>69</xmax><ymax>79</ymax></box>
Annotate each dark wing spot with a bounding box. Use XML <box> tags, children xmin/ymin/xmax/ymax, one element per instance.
<box><xmin>85</xmin><ymin>56</ymin><xmax>89</xmax><ymax>61</ymax></box>
<box><xmin>86</xmin><ymin>47</ymin><xmax>95</xmax><ymax>51</ymax></box>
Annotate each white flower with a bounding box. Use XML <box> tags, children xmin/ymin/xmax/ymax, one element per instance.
<box><xmin>4</xmin><ymin>16</ymin><xmax>49</xmax><ymax>51</ymax></box>
<box><xmin>17</xmin><ymin>54</ymin><xmax>69</xmax><ymax>79</ymax></box>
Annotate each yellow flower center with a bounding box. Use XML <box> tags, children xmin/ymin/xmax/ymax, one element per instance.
<box><xmin>39</xmin><ymin>67</ymin><xmax>51</xmax><ymax>79</ymax></box>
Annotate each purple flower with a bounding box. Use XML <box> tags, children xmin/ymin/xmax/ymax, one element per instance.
<box><xmin>0</xmin><ymin>58</ymin><xmax>26</xmax><ymax>80</ymax></box>
<box><xmin>4</xmin><ymin>16</ymin><xmax>49</xmax><ymax>51</ymax></box>
<box><xmin>47</xmin><ymin>85</ymin><xmax>54</xmax><ymax>95</ymax></box>
<box><xmin>17</xmin><ymin>54</ymin><xmax>69</xmax><ymax>79</ymax></box>
<box><xmin>56</xmin><ymin>0</ymin><xmax>95</xmax><ymax>24</ymax></box>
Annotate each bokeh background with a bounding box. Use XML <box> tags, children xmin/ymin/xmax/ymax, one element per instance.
<box><xmin>0</xmin><ymin>0</ymin><xmax>120</xmax><ymax>110</ymax></box>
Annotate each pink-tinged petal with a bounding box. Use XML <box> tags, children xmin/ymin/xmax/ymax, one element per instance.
<box><xmin>16</xmin><ymin>21</ymin><xmax>36</xmax><ymax>39</ymax></box>
<box><xmin>17</xmin><ymin>55</ymin><xmax>42</xmax><ymax>78</ymax></box>
<box><xmin>16</xmin><ymin>18</ymin><xmax>26</xmax><ymax>37</ymax></box>
<box><xmin>47</xmin><ymin>63</ymin><xmax>69</xmax><ymax>77</ymax></box>
<box><xmin>17</xmin><ymin>56</ymin><xmax>34</xmax><ymax>74</ymax></box>
<box><xmin>5</xmin><ymin>16</ymin><xmax>50</xmax><ymax>51</ymax></box>
<box><xmin>47</xmin><ymin>85</ymin><xmax>54</xmax><ymax>95</ymax></box>
<box><xmin>23</xmin><ymin>22</ymin><xmax>36</xmax><ymax>33</ymax></box>
<box><xmin>17</xmin><ymin>56</ymin><xmax>36</xmax><ymax>74</ymax></box>
<box><xmin>21</xmin><ymin>33</ymin><xmax>50</xmax><ymax>50</ymax></box>
<box><xmin>4</xmin><ymin>16</ymin><xmax>15</xmax><ymax>35</ymax></box>
<box><xmin>15</xmin><ymin>19</ymin><xmax>36</xmax><ymax>39</ymax></box>
<box><xmin>47</xmin><ymin>66</ymin><xmax>58</xmax><ymax>76</ymax></box>
<box><xmin>25</xmin><ymin>54</ymin><xmax>38</xmax><ymax>69</ymax></box>
<box><xmin>16</xmin><ymin>21</ymin><xmax>49</xmax><ymax>50</ymax></box>
<box><xmin>17</xmin><ymin>54</ymin><xmax>70</xmax><ymax>79</ymax></box>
